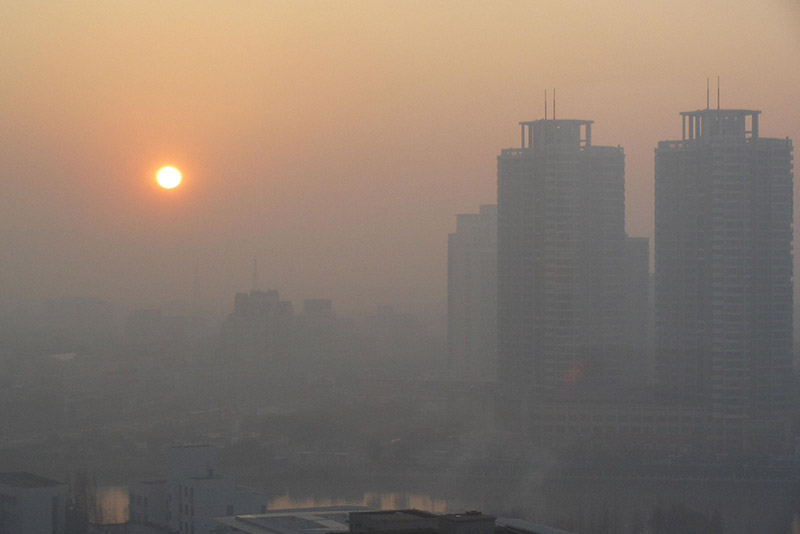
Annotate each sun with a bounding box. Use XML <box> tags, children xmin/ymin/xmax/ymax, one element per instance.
<box><xmin>156</xmin><ymin>166</ymin><xmax>182</xmax><ymax>189</ymax></box>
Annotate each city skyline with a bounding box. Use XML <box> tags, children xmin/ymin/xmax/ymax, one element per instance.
<box><xmin>3</xmin><ymin>4</ymin><xmax>800</xmax><ymax>531</ymax></box>
<box><xmin>2</xmin><ymin>1</ymin><xmax>799</xmax><ymax>322</ymax></box>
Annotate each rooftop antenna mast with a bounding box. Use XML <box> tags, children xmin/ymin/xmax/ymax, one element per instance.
<box><xmin>553</xmin><ymin>88</ymin><xmax>556</xmax><ymax>120</ymax></box>
<box><xmin>717</xmin><ymin>76</ymin><xmax>720</xmax><ymax>110</ymax></box>
<box><xmin>544</xmin><ymin>89</ymin><xmax>548</xmax><ymax>120</ymax></box>
<box><xmin>706</xmin><ymin>78</ymin><xmax>710</xmax><ymax>109</ymax></box>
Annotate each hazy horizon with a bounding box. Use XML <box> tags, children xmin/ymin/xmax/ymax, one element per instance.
<box><xmin>3</xmin><ymin>0</ymin><xmax>799</xmax><ymax>322</ymax></box>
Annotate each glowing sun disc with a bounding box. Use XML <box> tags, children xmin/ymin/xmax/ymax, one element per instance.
<box><xmin>157</xmin><ymin>166</ymin><xmax>182</xmax><ymax>189</ymax></box>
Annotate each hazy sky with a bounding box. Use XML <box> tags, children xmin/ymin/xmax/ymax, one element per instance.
<box><xmin>2</xmin><ymin>0</ymin><xmax>799</xmax><ymax>321</ymax></box>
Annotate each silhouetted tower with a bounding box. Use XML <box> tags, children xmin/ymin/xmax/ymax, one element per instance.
<box><xmin>497</xmin><ymin>118</ymin><xmax>626</xmax><ymax>399</ymax></box>
<box><xmin>654</xmin><ymin>108</ymin><xmax>793</xmax><ymax>452</ymax></box>
<box><xmin>223</xmin><ymin>289</ymin><xmax>293</xmax><ymax>364</ymax></box>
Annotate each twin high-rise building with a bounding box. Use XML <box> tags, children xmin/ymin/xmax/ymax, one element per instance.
<box><xmin>450</xmin><ymin>104</ymin><xmax>793</xmax><ymax>452</ymax></box>
<box><xmin>654</xmin><ymin>109</ymin><xmax>794</xmax><ymax>448</ymax></box>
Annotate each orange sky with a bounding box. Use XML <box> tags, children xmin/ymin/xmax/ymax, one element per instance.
<box><xmin>2</xmin><ymin>0</ymin><xmax>799</xmax><ymax>323</ymax></box>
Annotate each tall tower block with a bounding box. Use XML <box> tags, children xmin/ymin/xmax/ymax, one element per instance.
<box><xmin>497</xmin><ymin>119</ymin><xmax>626</xmax><ymax>399</ymax></box>
<box><xmin>654</xmin><ymin>108</ymin><xmax>794</xmax><ymax>452</ymax></box>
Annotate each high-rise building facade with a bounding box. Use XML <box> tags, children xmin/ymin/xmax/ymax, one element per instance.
<box><xmin>497</xmin><ymin>119</ymin><xmax>626</xmax><ymax>396</ymax></box>
<box><xmin>623</xmin><ymin>236</ymin><xmax>652</xmax><ymax>384</ymax></box>
<box><xmin>447</xmin><ymin>204</ymin><xmax>497</xmax><ymax>381</ymax></box>
<box><xmin>654</xmin><ymin>108</ymin><xmax>794</xmax><ymax>451</ymax></box>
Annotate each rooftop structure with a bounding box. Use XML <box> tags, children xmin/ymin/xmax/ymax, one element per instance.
<box><xmin>678</xmin><ymin>108</ymin><xmax>760</xmax><ymax>144</ymax></box>
<box><xmin>215</xmin><ymin>507</ymin><xmax>372</xmax><ymax>534</ymax></box>
<box><xmin>214</xmin><ymin>508</ymin><xmax>573</xmax><ymax>534</ymax></box>
<box><xmin>0</xmin><ymin>472</ymin><xmax>64</xmax><ymax>488</ymax></box>
<box><xmin>350</xmin><ymin>509</ymin><xmax>439</xmax><ymax>532</ymax></box>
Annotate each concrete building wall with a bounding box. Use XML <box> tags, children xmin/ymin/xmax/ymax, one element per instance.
<box><xmin>180</xmin><ymin>476</ymin><xmax>235</xmax><ymax>534</ymax></box>
<box><xmin>167</xmin><ymin>445</ymin><xmax>218</xmax><ymax>532</ymax></box>
<box><xmin>0</xmin><ymin>474</ymin><xmax>67</xmax><ymax>534</ymax></box>
<box><xmin>129</xmin><ymin>480</ymin><xmax>168</xmax><ymax>527</ymax></box>
<box><xmin>235</xmin><ymin>489</ymin><xmax>268</xmax><ymax>515</ymax></box>
<box><xmin>134</xmin><ymin>446</ymin><xmax>267</xmax><ymax>534</ymax></box>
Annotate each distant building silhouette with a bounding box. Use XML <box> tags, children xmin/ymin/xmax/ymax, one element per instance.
<box><xmin>294</xmin><ymin>298</ymin><xmax>340</xmax><ymax>373</ymax></box>
<box><xmin>654</xmin><ymin>108</ymin><xmax>794</xmax><ymax>453</ymax></box>
<box><xmin>447</xmin><ymin>204</ymin><xmax>497</xmax><ymax>381</ymax></box>
<box><xmin>496</xmin><ymin>118</ymin><xmax>628</xmax><ymax>405</ymax></box>
<box><xmin>221</xmin><ymin>290</ymin><xmax>293</xmax><ymax>406</ymax></box>
<box><xmin>222</xmin><ymin>290</ymin><xmax>293</xmax><ymax>366</ymax></box>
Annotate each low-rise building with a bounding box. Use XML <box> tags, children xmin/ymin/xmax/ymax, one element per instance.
<box><xmin>129</xmin><ymin>445</ymin><xmax>267</xmax><ymax>534</ymax></box>
<box><xmin>0</xmin><ymin>472</ymin><xmax>68</xmax><ymax>534</ymax></box>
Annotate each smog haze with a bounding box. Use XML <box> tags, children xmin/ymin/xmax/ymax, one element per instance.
<box><xmin>2</xmin><ymin>0</ymin><xmax>799</xmax><ymax>320</ymax></box>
